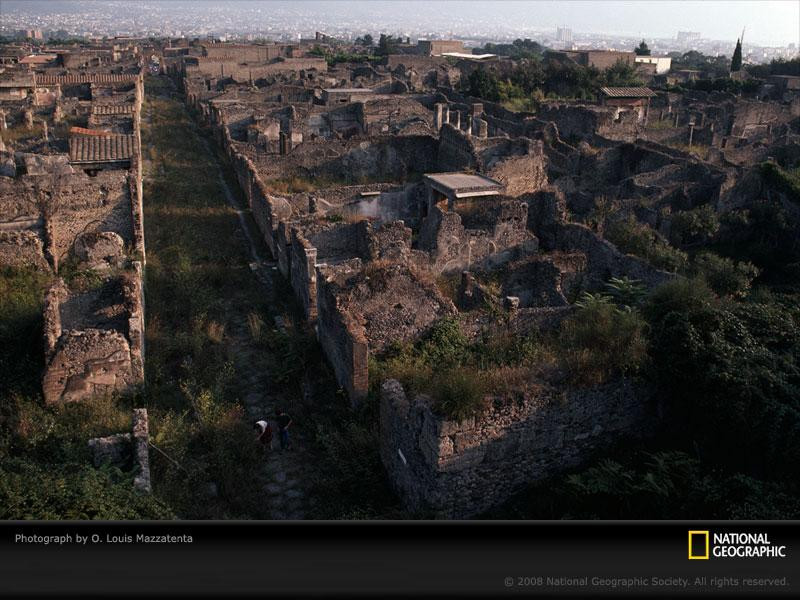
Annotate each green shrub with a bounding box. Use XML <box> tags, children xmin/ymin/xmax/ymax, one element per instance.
<box><xmin>692</xmin><ymin>251</ymin><xmax>759</xmax><ymax>297</ymax></box>
<box><xmin>669</xmin><ymin>205</ymin><xmax>720</xmax><ymax>247</ymax></box>
<box><xmin>430</xmin><ymin>367</ymin><xmax>490</xmax><ymax>421</ymax></box>
<box><xmin>645</xmin><ymin>279</ymin><xmax>800</xmax><ymax>482</ymax></box>
<box><xmin>558</xmin><ymin>301</ymin><xmax>648</xmax><ymax>385</ymax></box>
<box><xmin>0</xmin><ymin>459</ymin><xmax>174</xmax><ymax>520</ymax></box>
<box><xmin>603</xmin><ymin>277</ymin><xmax>647</xmax><ymax>308</ymax></box>
<box><xmin>419</xmin><ymin>317</ymin><xmax>469</xmax><ymax>366</ymax></box>
<box><xmin>491</xmin><ymin>449</ymin><xmax>800</xmax><ymax>519</ymax></box>
<box><xmin>605</xmin><ymin>216</ymin><xmax>688</xmax><ymax>272</ymax></box>
<box><xmin>642</xmin><ymin>276</ymin><xmax>716</xmax><ymax>324</ymax></box>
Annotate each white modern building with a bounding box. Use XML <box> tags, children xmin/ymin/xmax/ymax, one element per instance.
<box><xmin>634</xmin><ymin>55</ymin><xmax>672</xmax><ymax>74</ymax></box>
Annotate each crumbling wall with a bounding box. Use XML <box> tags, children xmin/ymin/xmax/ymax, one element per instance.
<box><xmin>289</xmin><ymin>228</ymin><xmax>318</xmax><ymax>321</ymax></box>
<box><xmin>41</xmin><ymin>268</ymin><xmax>145</xmax><ymax>404</ymax></box>
<box><xmin>553</xmin><ymin>223</ymin><xmax>672</xmax><ymax>289</ymax></box>
<box><xmin>380</xmin><ymin>378</ymin><xmax>656</xmax><ymax>518</ymax></box>
<box><xmin>315</xmin><ymin>268</ymin><xmax>370</xmax><ymax>403</ymax></box>
<box><xmin>502</xmin><ymin>252</ymin><xmax>587</xmax><ymax>307</ymax></box>
<box><xmin>0</xmin><ymin>230</ymin><xmax>49</xmax><ymax>269</ymax></box>
<box><xmin>437</xmin><ymin>123</ymin><xmax>479</xmax><ymax>171</ymax></box>
<box><xmin>42</xmin><ymin>328</ymin><xmax>135</xmax><ymax>404</ymax></box>
<box><xmin>418</xmin><ymin>201</ymin><xmax>533</xmax><ymax>273</ymax></box>
<box><xmin>480</xmin><ymin>139</ymin><xmax>548</xmax><ymax>197</ymax></box>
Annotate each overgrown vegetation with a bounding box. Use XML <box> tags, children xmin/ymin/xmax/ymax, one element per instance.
<box><xmin>605</xmin><ymin>215</ymin><xmax>688</xmax><ymax>272</ymax></box>
<box><xmin>490</xmin><ymin>272</ymin><xmax>800</xmax><ymax>519</ymax></box>
<box><xmin>463</xmin><ymin>57</ymin><xmax>644</xmax><ymax>106</ymax></box>
<box><xmin>0</xmin><ymin>265</ymin><xmax>172</xmax><ymax>519</ymax></box>
<box><xmin>371</xmin><ymin>317</ymin><xmax>550</xmax><ymax>420</ymax></box>
<box><xmin>558</xmin><ymin>288</ymin><xmax>648</xmax><ymax>385</ymax></box>
<box><xmin>308</xmin><ymin>44</ymin><xmax>380</xmax><ymax>67</ymax></box>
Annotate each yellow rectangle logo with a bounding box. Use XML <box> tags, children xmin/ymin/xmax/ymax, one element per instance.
<box><xmin>689</xmin><ymin>530</ymin><xmax>710</xmax><ymax>560</ymax></box>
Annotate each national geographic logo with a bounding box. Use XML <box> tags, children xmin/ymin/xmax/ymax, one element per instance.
<box><xmin>689</xmin><ymin>531</ymin><xmax>787</xmax><ymax>560</ymax></box>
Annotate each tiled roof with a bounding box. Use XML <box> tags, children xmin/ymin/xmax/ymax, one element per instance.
<box><xmin>20</xmin><ymin>54</ymin><xmax>57</xmax><ymax>64</ymax></box>
<box><xmin>599</xmin><ymin>87</ymin><xmax>656</xmax><ymax>98</ymax></box>
<box><xmin>70</xmin><ymin>126</ymin><xmax>113</xmax><ymax>136</ymax></box>
<box><xmin>91</xmin><ymin>104</ymin><xmax>134</xmax><ymax>115</ymax></box>
<box><xmin>69</xmin><ymin>134</ymin><xmax>134</xmax><ymax>163</ymax></box>
<box><xmin>35</xmin><ymin>73</ymin><xmax>139</xmax><ymax>85</ymax></box>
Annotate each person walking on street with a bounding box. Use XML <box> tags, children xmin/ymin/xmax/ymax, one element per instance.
<box><xmin>254</xmin><ymin>420</ymin><xmax>273</xmax><ymax>453</ymax></box>
<box><xmin>277</xmin><ymin>409</ymin><xmax>292</xmax><ymax>451</ymax></box>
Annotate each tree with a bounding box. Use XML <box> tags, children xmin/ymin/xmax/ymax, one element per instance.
<box><xmin>731</xmin><ymin>38</ymin><xmax>743</xmax><ymax>72</ymax></box>
<box><xmin>603</xmin><ymin>59</ymin><xmax>644</xmax><ymax>87</ymax></box>
<box><xmin>355</xmin><ymin>34</ymin><xmax>373</xmax><ymax>47</ymax></box>
<box><xmin>466</xmin><ymin>68</ymin><xmax>500</xmax><ymax>102</ymax></box>
<box><xmin>635</xmin><ymin>40</ymin><xmax>651</xmax><ymax>56</ymax></box>
<box><xmin>377</xmin><ymin>33</ymin><xmax>397</xmax><ymax>56</ymax></box>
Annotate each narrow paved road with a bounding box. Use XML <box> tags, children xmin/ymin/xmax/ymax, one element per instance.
<box><xmin>143</xmin><ymin>78</ymin><xmax>308</xmax><ymax>519</ymax></box>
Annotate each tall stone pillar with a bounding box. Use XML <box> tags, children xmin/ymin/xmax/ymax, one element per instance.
<box><xmin>473</xmin><ymin>118</ymin><xmax>488</xmax><ymax>138</ymax></box>
<box><xmin>451</xmin><ymin>110</ymin><xmax>460</xmax><ymax>130</ymax></box>
<box><xmin>443</xmin><ymin>107</ymin><xmax>450</xmax><ymax>126</ymax></box>
<box><xmin>0</xmin><ymin>109</ymin><xmax>6</xmax><ymax>131</ymax></box>
<box><xmin>433</xmin><ymin>103</ymin><xmax>444</xmax><ymax>130</ymax></box>
<box><xmin>24</xmin><ymin>108</ymin><xmax>34</xmax><ymax>130</ymax></box>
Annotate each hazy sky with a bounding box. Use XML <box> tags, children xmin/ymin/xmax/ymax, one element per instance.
<box><xmin>3</xmin><ymin>0</ymin><xmax>799</xmax><ymax>46</ymax></box>
<box><xmin>510</xmin><ymin>0</ymin><xmax>799</xmax><ymax>45</ymax></box>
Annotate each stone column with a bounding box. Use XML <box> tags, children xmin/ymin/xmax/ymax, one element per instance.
<box><xmin>474</xmin><ymin>118</ymin><xmax>488</xmax><ymax>138</ymax></box>
<box><xmin>24</xmin><ymin>108</ymin><xmax>34</xmax><ymax>130</ymax></box>
<box><xmin>451</xmin><ymin>110</ymin><xmax>460</xmax><ymax>130</ymax></box>
<box><xmin>433</xmin><ymin>103</ymin><xmax>444</xmax><ymax>130</ymax></box>
<box><xmin>41</xmin><ymin>120</ymin><xmax>48</xmax><ymax>142</ymax></box>
<box><xmin>132</xmin><ymin>409</ymin><xmax>152</xmax><ymax>493</ymax></box>
<box><xmin>53</xmin><ymin>103</ymin><xmax>63</xmax><ymax>123</ymax></box>
<box><xmin>0</xmin><ymin>109</ymin><xmax>6</xmax><ymax>130</ymax></box>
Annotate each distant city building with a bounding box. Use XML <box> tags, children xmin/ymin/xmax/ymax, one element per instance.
<box><xmin>18</xmin><ymin>29</ymin><xmax>43</xmax><ymax>40</ymax></box>
<box><xmin>634</xmin><ymin>55</ymin><xmax>672</xmax><ymax>74</ymax></box>
<box><xmin>676</xmin><ymin>31</ymin><xmax>701</xmax><ymax>44</ymax></box>
<box><xmin>556</xmin><ymin>26</ymin><xmax>573</xmax><ymax>46</ymax></box>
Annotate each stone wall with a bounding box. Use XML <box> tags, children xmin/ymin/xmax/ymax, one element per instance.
<box><xmin>185</xmin><ymin>57</ymin><xmax>327</xmax><ymax>82</ymax></box>
<box><xmin>380</xmin><ymin>378</ymin><xmax>656</xmax><ymax>518</ymax></box>
<box><xmin>315</xmin><ymin>267</ymin><xmax>370</xmax><ymax>403</ymax></box>
<box><xmin>289</xmin><ymin>228</ymin><xmax>319</xmax><ymax>321</ymax></box>
<box><xmin>418</xmin><ymin>200</ymin><xmax>534</xmax><ymax>273</ymax></box>
<box><xmin>437</xmin><ymin>124</ymin><xmax>549</xmax><ymax>197</ymax></box>
<box><xmin>552</xmin><ymin>223</ymin><xmax>673</xmax><ymax>289</ymax></box>
<box><xmin>41</xmin><ymin>268</ymin><xmax>145</xmax><ymax>404</ymax></box>
<box><xmin>0</xmin><ymin>229</ymin><xmax>49</xmax><ymax>269</ymax></box>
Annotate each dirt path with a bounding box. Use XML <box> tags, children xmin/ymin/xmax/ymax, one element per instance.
<box><xmin>143</xmin><ymin>78</ymin><xmax>309</xmax><ymax>519</ymax></box>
